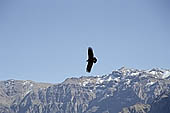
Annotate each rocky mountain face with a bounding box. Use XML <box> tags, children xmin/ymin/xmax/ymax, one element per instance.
<box><xmin>120</xmin><ymin>103</ymin><xmax>151</xmax><ymax>113</ymax></box>
<box><xmin>148</xmin><ymin>91</ymin><xmax>170</xmax><ymax>113</ymax></box>
<box><xmin>0</xmin><ymin>67</ymin><xmax>170</xmax><ymax>113</ymax></box>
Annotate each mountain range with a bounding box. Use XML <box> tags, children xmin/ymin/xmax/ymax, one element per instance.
<box><xmin>0</xmin><ymin>67</ymin><xmax>170</xmax><ymax>113</ymax></box>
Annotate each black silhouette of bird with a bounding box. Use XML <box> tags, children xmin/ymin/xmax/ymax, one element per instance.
<box><xmin>86</xmin><ymin>47</ymin><xmax>97</xmax><ymax>73</ymax></box>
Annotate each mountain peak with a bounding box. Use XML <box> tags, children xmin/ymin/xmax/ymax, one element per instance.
<box><xmin>117</xmin><ymin>67</ymin><xmax>139</xmax><ymax>75</ymax></box>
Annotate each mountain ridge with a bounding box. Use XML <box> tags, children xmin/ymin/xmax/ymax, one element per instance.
<box><xmin>0</xmin><ymin>67</ymin><xmax>170</xmax><ymax>113</ymax></box>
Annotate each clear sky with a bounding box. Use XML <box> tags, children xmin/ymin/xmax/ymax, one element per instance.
<box><xmin>0</xmin><ymin>0</ymin><xmax>170</xmax><ymax>83</ymax></box>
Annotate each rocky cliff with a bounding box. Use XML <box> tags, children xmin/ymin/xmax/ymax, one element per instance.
<box><xmin>0</xmin><ymin>67</ymin><xmax>170</xmax><ymax>113</ymax></box>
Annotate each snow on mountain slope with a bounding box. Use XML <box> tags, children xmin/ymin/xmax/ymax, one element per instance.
<box><xmin>0</xmin><ymin>67</ymin><xmax>170</xmax><ymax>113</ymax></box>
<box><xmin>62</xmin><ymin>67</ymin><xmax>170</xmax><ymax>106</ymax></box>
<box><xmin>77</xmin><ymin>67</ymin><xmax>170</xmax><ymax>88</ymax></box>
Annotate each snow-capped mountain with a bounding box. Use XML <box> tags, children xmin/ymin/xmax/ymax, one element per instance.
<box><xmin>0</xmin><ymin>67</ymin><xmax>170</xmax><ymax>113</ymax></box>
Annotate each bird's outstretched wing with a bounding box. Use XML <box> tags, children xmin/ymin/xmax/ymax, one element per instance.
<box><xmin>88</xmin><ymin>47</ymin><xmax>94</xmax><ymax>59</ymax></box>
<box><xmin>86</xmin><ymin>61</ymin><xmax>93</xmax><ymax>73</ymax></box>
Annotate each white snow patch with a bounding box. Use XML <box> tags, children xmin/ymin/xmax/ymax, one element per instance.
<box><xmin>131</xmin><ymin>72</ymin><xmax>139</xmax><ymax>76</ymax></box>
<box><xmin>149</xmin><ymin>71</ymin><xmax>156</xmax><ymax>75</ymax></box>
<box><xmin>82</xmin><ymin>81</ymin><xmax>88</xmax><ymax>86</ymax></box>
<box><xmin>162</xmin><ymin>71</ymin><xmax>170</xmax><ymax>79</ymax></box>
<box><xmin>146</xmin><ymin>81</ymin><xmax>155</xmax><ymax>86</ymax></box>
<box><xmin>30</xmin><ymin>84</ymin><xmax>33</xmax><ymax>87</ymax></box>
<box><xmin>82</xmin><ymin>79</ymin><xmax>91</xmax><ymax>86</ymax></box>
<box><xmin>23</xmin><ymin>80</ymin><xmax>30</xmax><ymax>85</ymax></box>
<box><xmin>96</xmin><ymin>78</ymin><xmax>104</xmax><ymax>84</ymax></box>
<box><xmin>107</xmin><ymin>76</ymin><xmax>113</xmax><ymax>81</ymax></box>
<box><xmin>125</xmin><ymin>79</ymin><xmax>131</xmax><ymax>85</ymax></box>
<box><xmin>114</xmin><ymin>77</ymin><xmax>120</xmax><ymax>82</ymax></box>
<box><xmin>24</xmin><ymin>90</ymin><xmax>31</xmax><ymax>96</ymax></box>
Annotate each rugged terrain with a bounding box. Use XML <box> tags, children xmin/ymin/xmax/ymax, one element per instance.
<box><xmin>0</xmin><ymin>67</ymin><xmax>170</xmax><ymax>113</ymax></box>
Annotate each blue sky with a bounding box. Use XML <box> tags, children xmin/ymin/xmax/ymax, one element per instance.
<box><xmin>0</xmin><ymin>0</ymin><xmax>170</xmax><ymax>83</ymax></box>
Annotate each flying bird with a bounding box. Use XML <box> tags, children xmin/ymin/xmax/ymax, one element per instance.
<box><xmin>86</xmin><ymin>47</ymin><xmax>97</xmax><ymax>73</ymax></box>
